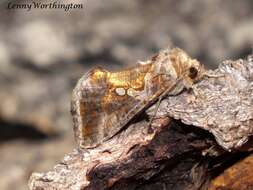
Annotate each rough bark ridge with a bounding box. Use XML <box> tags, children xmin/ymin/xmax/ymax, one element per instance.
<box><xmin>29</xmin><ymin>55</ymin><xmax>253</xmax><ymax>190</ymax></box>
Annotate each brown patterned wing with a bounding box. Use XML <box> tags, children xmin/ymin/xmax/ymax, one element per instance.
<box><xmin>71</xmin><ymin>63</ymin><xmax>176</xmax><ymax>148</ymax></box>
<box><xmin>71</xmin><ymin>67</ymin><xmax>109</xmax><ymax>148</ymax></box>
<box><xmin>71</xmin><ymin>65</ymin><xmax>146</xmax><ymax>148</ymax></box>
<box><xmin>71</xmin><ymin>48</ymin><xmax>204</xmax><ymax>149</ymax></box>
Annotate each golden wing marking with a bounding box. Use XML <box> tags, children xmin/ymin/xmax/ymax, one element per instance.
<box><xmin>72</xmin><ymin>64</ymin><xmax>156</xmax><ymax>148</ymax></box>
<box><xmin>72</xmin><ymin>48</ymin><xmax>204</xmax><ymax>149</ymax></box>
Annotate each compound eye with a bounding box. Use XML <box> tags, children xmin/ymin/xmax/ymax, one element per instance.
<box><xmin>188</xmin><ymin>66</ymin><xmax>198</xmax><ymax>79</ymax></box>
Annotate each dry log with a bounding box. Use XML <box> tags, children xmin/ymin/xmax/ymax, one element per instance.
<box><xmin>29</xmin><ymin>54</ymin><xmax>253</xmax><ymax>190</ymax></box>
<box><xmin>154</xmin><ymin>55</ymin><xmax>253</xmax><ymax>150</ymax></box>
<box><xmin>29</xmin><ymin>118</ymin><xmax>215</xmax><ymax>190</ymax></box>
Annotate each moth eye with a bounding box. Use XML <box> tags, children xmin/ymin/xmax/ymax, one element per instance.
<box><xmin>188</xmin><ymin>66</ymin><xmax>198</xmax><ymax>79</ymax></box>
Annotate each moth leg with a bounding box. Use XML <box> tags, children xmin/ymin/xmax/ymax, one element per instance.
<box><xmin>184</xmin><ymin>77</ymin><xmax>206</xmax><ymax>100</ymax></box>
<box><xmin>78</xmin><ymin>146</ymin><xmax>90</xmax><ymax>154</ymax></box>
<box><xmin>192</xmin><ymin>85</ymin><xmax>206</xmax><ymax>100</ymax></box>
<box><xmin>203</xmin><ymin>72</ymin><xmax>225</xmax><ymax>78</ymax></box>
<box><xmin>147</xmin><ymin>96</ymin><xmax>162</xmax><ymax>133</ymax></box>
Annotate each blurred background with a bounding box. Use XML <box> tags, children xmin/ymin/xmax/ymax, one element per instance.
<box><xmin>0</xmin><ymin>0</ymin><xmax>252</xmax><ymax>189</ymax></box>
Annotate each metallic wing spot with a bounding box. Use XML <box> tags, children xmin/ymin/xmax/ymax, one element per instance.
<box><xmin>127</xmin><ymin>88</ymin><xmax>137</xmax><ymax>97</ymax></box>
<box><xmin>115</xmin><ymin>87</ymin><xmax>126</xmax><ymax>96</ymax></box>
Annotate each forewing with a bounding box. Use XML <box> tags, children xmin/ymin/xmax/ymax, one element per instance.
<box><xmin>71</xmin><ymin>67</ymin><xmax>109</xmax><ymax>148</ymax></box>
<box><xmin>71</xmin><ymin>65</ymin><xmax>157</xmax><ymax>148</ymax></box>
<box><xmin>71</xmin><ymin>50</ymin><xmax>188</xmax><ymax>149</ymax></box>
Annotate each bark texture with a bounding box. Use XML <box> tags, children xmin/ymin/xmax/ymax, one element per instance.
<box><xmin>29</xmin><ymin>55</ymin><xmax>253</xmax><ymax>190</ymax></box>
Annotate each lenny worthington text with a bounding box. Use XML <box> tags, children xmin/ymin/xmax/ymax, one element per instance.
<box><xmin>7</xmin><ymin>1</ymin><xmax>84</xmax><ymax>12</ymax></box>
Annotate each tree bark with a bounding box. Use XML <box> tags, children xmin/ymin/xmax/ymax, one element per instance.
<box><xmin>29</xmin><ymin>55</ymin><xmax>253</xmax><ymax>190</ymax></box>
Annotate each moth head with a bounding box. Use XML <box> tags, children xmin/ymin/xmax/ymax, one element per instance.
<box><xmin>187</xmin><ymin>59</ymin><xmax>205</xmax><ymax>82</ymax></box>
<box><xmin>169</xmin><ymin>48</ymin><xmax>205</xmax><ymax>82</ymax></box>
<box><xmin>188</xmin><ymin>66</ymin><xmax>198</xmax><ymax>79</ymax></box>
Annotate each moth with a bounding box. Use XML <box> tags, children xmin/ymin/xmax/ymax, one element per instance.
<box><xmin>71</xmin><ymin>48</ymin><xmax>205</xmax><ymax>149</ymax></box>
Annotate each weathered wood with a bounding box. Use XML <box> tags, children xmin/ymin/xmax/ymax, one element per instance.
<box><xmin>29</xmin><ymin>54</ymin><xmax>253</xmax><ymax>190</ymax></box>
<box><xmin>152</xmin><ymin>55</ymin><xmax>253</xmax><ymax>151</ymax></box>
<box><xmin>29</xmin><ymin>118</ymin><xmax>215</xmax><ymax>190</ymax></box>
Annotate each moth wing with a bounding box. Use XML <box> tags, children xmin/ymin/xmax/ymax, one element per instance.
<box><xmin>71</xmin><ymin>65</ymin><xmax>154</xmax><ymax>148</ymax></box>
<box><xmin>71</xmin><ymin>64</ymin><xmax>180</xmax><ymax>149</ymax></box>
<box><xmin>71</xmin><ymin>67</ymin><xmax>109</xmax><ymax>148</ymax></box>
<box><xmin>102</xmin><ymin>72</ymin><xmax>180</xmax><ymax>142</ymax></box>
